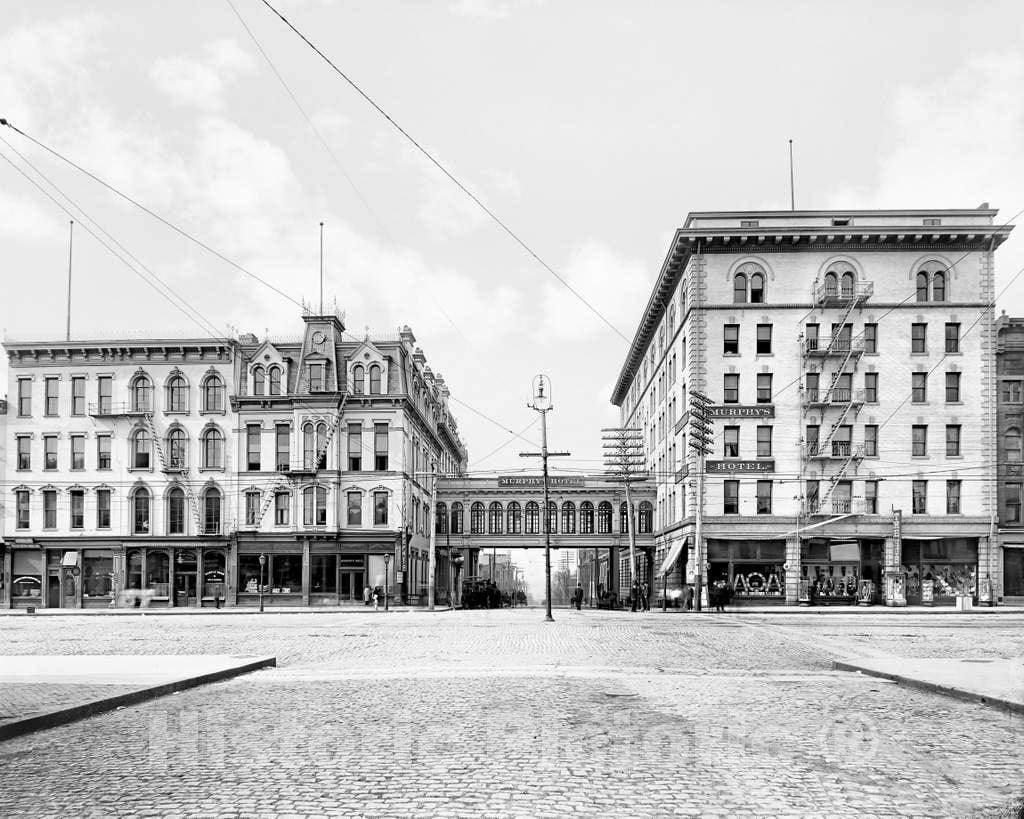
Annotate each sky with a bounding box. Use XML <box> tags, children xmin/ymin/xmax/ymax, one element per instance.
<box><xmin>2</xmin><ymin>1</ymin><xmax>1024</xmax><ymax>597</ymax></box>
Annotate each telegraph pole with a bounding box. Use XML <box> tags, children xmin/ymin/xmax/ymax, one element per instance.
<box><xmin>427</xmin><ymin>462</ymin><xmax>438</xmax><ymax>611</ymax></box>
<box><xmin>688</xmin><ymin>389</ymin><xmax>714</xmax><ymax>611</ymax></box>
<box><xmin>520</xmin><ymin>375</ymin><xmax>570</xmax><ymax>622</ymax></box>
<box><xmin>602</xmin><ymin>428</ymin><xmax>648</xmax><ymax>610</ymax></box>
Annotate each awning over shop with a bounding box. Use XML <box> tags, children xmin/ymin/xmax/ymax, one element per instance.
<box><xmin>658</xmin><ymin>538</ymin><xmax>689</xmax><ymax>577</ymax></box>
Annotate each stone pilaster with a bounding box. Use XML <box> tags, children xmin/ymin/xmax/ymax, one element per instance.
<box><xmin>785</xmin><ymin>537</ymin><xmax>801</xmax><ymax>605</ymax></box>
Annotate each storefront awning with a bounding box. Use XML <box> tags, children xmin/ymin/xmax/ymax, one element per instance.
<box><xmin>658</xmin><ymin>538</ymin><xmax>689</xmax><ymax>577</ymax></box>
<box><xmin>60</xmin><ymin>551</ymin><xmax>80</xmax><ymax>567</ymax></box>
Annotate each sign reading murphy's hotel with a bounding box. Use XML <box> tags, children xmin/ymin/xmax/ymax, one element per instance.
<box><xmin>498</xmin><ymin>476</ymin><xmax>585</xmax><ymax>487</ymax></box>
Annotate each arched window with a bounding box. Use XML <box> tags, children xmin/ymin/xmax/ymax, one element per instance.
<box><xmin>823</xmin><ymin>271</ymin><xmax>838</xmax><ymax>296</ymax></box>
<box><xmin>561</xmin><ymin>502</ymin><xmax>576</xmax><ymax>534</ymax></box>
<box><xmin>525</xmin><ymin>501</ymin><xmax>540</xmax><ymax>534</ymax></box>
<box><xmin>352</xmin><ymin>365</ymin><xmax>365</xmax><ymax>394</ymax></box>
<box><xmin>450</xmin><ymin>502</ymin><xmax>464</xmax><ymax>534</ymax></box>
<box><xmin>202</xmin><ymin>428</ymin><xmax>224</xmax><ymax>469</ymax></box>
<box><xmin>131</xmin><ymin>487</ymin><xmax>151</xmax><ymax>534</ymax></box>
<box><xmin>507</xmin><ymin>501</ymin><xmax>522</xmax><ymax>534</ymax></box>
<box><xmin>638</xmin><ymin>501</ymin><xmax>653</xmax><ymax>534</ymax></box>
<box><xmin>252</xmin><ymin>366</ymin><xmax>265</xmax><ymax>396</ymax></box>
<box><xmin>733</xmin><ymin>273</ymin><xmax>747</xmax><ymax>304</ymax></box>
<box><xmin>488</xmin><ymin>501</ymin><xmax>503</xmax><ymax>534</ymax></box>
<box><xmin>1007</xmin><ymin>428</ymin><xmax>1022</xmax><ymax>463</ymax></box>
<box><xmin>316</xmin><ymin>422</ymin><xmax>327</xmax><ymax>470</ymax></box>
<box><xmin>668</xmin><ymin>303</ymin><xmax>675</xmax><ymax>336</ymax></box>
<box><xmin>932</xmin><ymin>271</ymin><xmax>946</xmax><ymax>301</ymax></box>
<box><xmin>203</xmin><ymin>373</ymin><xmax>225</xmax><ymax>412</ymax></box>
<box><xmin>167</xmin><ymin>427</ymin><xmax>187</xmax><ymax>470</ymax></box>
<box><xmin>916</xmin><ymin>272</ymin><xmax>929</xmax><ymax>302</ymax></box>
<box><xmin>167</xmin><ymin>374</ymin><xmax>188</xmax><ymax>412</ymax></box>
<box><xmin>580</xmin><ymin>501</ymin><xmax>595</xmax><ymax>534</ymax></box>
<box><xmin>840</xmin><ymin>271</ymin><xmax>855</xmax><ymax>296</ymax></box>
<box><xmin>547</xmin><ymin>501</ymin><xmax>558</xmax><ymax>534</ymax></box>
<box><xmin>598</xmin><ymin>502</ymin><xmax>613</xmax><ymax>532</ymax></box>
<box><xmin>369</xmin><ymin>365</ymin><xmax>382</xmax><ymax>395</ymax></box>
<box><xmin>203</xmin><ymin>487</ymin><xmax>222</xmax><ymax>534</ymax></box>
<box><xmin>131</xmin><ymin>374</ymin><xmax>152</xmax><ymax>412</ymax></box>
<box><xmin>303</xmin><ymin>485</ymin><xmax>327</xmax><ymax>526</ymax></box>
<box><xmin>132</xmin><ymin>429</ymin><xmax>151</xmax><ymax>469</ymax></box>
<box><xmin>167</xmin><ymin>486</ymin><xmax>185</xmax><ymax>534</ymax></box>
<box><xmin>303</xmin><ymin>423</ymin><xmax>315</xmax><ymax>470</ymax></box>
<box><xmin>147</xmin><ymin>550</ymin><xmax>169</xmax><ymax>590</ymax></box>
<box><xmin>435</xmin><ymin>502</ymin><xmax>448</xmax><ymax>534</ymax></box>
<box><xmin>470</xmin><ymin>502</ymin><xmax>485</xmax><ymax>534</ymax></box>
<box><xmin>268</xmin><ymin>366</ymin><xmax>282</xmax><ymax>396</ymax></box>
<box><xmin>620</xmin><ymin>502</ymin><xmax>630</xmax><ymax>533</ymax></box>
<box><xmin>750</xmin><ymin>272</ymin><xmax>765</xmax><ymax>303</ymax></box>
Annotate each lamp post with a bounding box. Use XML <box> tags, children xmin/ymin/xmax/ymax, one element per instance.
<box><xmin>258</xmin><ymin>552</ymin><xmax>266</xmax><ymax>613</ymax></box>
<box><xmin>383</xmin><ymin>553</ymin><xmax>391</xmax><ymax>612</ymax></box>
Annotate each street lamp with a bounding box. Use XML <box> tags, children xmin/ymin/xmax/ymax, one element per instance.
<box><xmin>258</xmin><ymin>552</ymin><xmax>266</xmax><ymax>613</ymax></box>
<box><xmin>383</xmin><ymin>553</ymin><xmax>391</xmax><ymax>612</ymax></box>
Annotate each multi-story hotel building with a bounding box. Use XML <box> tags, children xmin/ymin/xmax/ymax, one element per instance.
<box><xmin>997</xmin><ymin>314</ymin><xmax>1024</xmax><ymax>604</ymax></box>
<box><xmin>612</xmin><ymin>207</ymin><xmax>1012</xmax><ymax>606</ymax></box>
<box><xmin>0</xmin><ymin>311</ymin><xmax>467</xmax><ymax>609</ymax></box>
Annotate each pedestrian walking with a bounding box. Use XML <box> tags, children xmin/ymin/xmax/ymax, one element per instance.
<box><xmin>364</xmin><ymin>585</ymin><xmax>372</xmax><ymax>606</ymax></box>
<box><xmin>630</xmin><ymin>580</ymin><xmax>640</xmax><ymax>612</ymax></box>
<box><xmin>641</xmin><ymin>581</ymin><xmax>650</xmax><ymax>611</ymax></box>
<box><xmin>373</xmin><ymin>588</ymin><xmax>380</xmax><ymax>611</ymax></box>
<box><xmin>573</xmin><ymin>583</ymin><xmax>584</xmax><ymax>611</ymax></box>
<box><xmin>685</xmin><ymin>585</ymin><xmax>694</xmax><ymax>611</ymax></box>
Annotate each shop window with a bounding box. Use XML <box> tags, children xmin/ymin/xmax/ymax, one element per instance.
<box><xmin>311</xmin><ymin>554</ymin><xmax>337</xmax><ymax>594</ymax></box>
<box><xmin>524</xmin><ymin>501</ymin><xmax>539</xmax><ymax>535</ymax></box>
<box><xmin>203</xmin><ymin>551</ymin><xmax>226</xmax><ymax>598</ymax></box>
<box><xmin>471</xmin><ymin>502</ymin><xmax>485</xmax><ymax>533</ymax></box>
<box><xmin>561</xmin><ymin>502</ymin><xmax>576</xmax><ymax>534</ymax></box>
<box><xmin>723</xmin><ymin>481</ymin><xmax>739</xmax><ymax>515</ymax></box>
<box><xmin>147</xmin><ymin>551</ymin><xmax>170</xmax><ymax>596</ymax></box>
<box><xmin>126</xmin><ymin>550</ymin><xmax>144</xmax><ymax>590</ymax></box>
<box><xmin>83</xmin><ymin>552</ymin><xmax>113</xmax><ymax>599</ymax></box>
<box><xmin>275</xmin><ymin>491</ymin><xmax>290</xmax><ymax>525</ymax></box>
<box><xmin>579</xmin><ymin>502</ymin><xmax>594</xmax><ymax>534</ymax></box>
<box><xmin>272</xmin><ymin>555</ymin><xmax>302</xmax><ymax>593</ymax></box>
<box><xmin>239</xmin><ymin>554</ymin><xmax>266</xmax><ymax>594</ymax></box>
<box><xmin>723</xmin><ymin>324</ymin><xmax>739</xmax><ymax>355</ymax></box>
<box><xmin>507</xmin><ymin>501</ymin><xmax>522</xmax><ymax>534</ymax></box>
<box><xmin>12</xmin><ymin>550</ymin><xmax>43</xmax><ymax>599</ymax></box>
<box><xmin>374</xmin><ymin>491</ymin><xmax>388</xmax><ymax>525</ymax></box>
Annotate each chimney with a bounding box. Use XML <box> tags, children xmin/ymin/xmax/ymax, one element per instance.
<box><xmin>399</xmin><ymin>325</ymin><xmax>417</xmax><ymax>347</ymax></box>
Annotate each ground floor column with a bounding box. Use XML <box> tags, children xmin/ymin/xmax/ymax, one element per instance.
<box><xmin>609</xmin><ymin>546</ymin><xmax>619</xmax><ymax>601</ymax></box>
<box><xmin>1</xmin><ymin>549</ymin><xmax>11</xmax><ymax>609</ymax></box>
<box><xmin>785</xmin><ymin>536</ymin><xmax>801</xmax><ymax>606</ymax></box>
<box><xmin>301</xmin><ymin>540</ymin><xmax>311</xmax><ymax>606</ymax></box>
<box><xmin>978</xmin><ymin>535</ymin><xmax>999</xmax><ymax>606</ymax></box>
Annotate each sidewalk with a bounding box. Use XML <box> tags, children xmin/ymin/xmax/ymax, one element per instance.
<box><xmin>0</xmin><ymin>654</ymin><xmax>275</xmax><ymax>741</ymax></box>
<box><xmin>0</xmin><ymin>605</ymin><xmax>457</xmax><ymax>617</ymax></box>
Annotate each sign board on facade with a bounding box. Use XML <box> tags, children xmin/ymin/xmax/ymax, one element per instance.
<box><xmin>707</xmin><ymin>405</ymin><xmax>775</xmax><ymax>419</ymax></box>
<box><xmin>705</xmin><ymin>460</ymin><xmax>775</xmax><ymax>473</ymax></box>
<box><xmin>498</xmin><ymin>476</ymin><xmax>584</xmax><ymax>487</ymax></box>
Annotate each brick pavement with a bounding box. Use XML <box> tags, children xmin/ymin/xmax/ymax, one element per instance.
<box><xmin>1</xmin><ymin>610</ymin><xmax>1022</xmax><ymax>817</ymax></box>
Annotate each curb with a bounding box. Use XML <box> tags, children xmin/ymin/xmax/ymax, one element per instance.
<box><xmin>0</xmin><ymin>655</ymin><xmax>276</xmax><ymax>742</ymax></box>
<box><xmin>832</xmin><ymin>659</ymin><xmax>1024</xmax><ymax>715</ymax></box>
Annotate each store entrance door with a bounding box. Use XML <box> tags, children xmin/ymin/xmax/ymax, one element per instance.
<box><xmin>1004</xmin><ymin>549</ymin><xmax>1024</xmax><ymax>604</ymax></box>
<box><xmin>175</xmin><ymin>573</ymin><xmax>198</xmax><ymax>607</ymax></box>
<box><xmin>47</xmin><ymin>574</ymin><xmax>61</xmax><ymax>608</ymax></box>
<box><xmin>339</xmin><ymin>571</ymin><xmax>365</xmax><ymax>604</ymax></box>
<box><xmin>62</xmin><ymin>570</ymin><xmax>78</xmax><ymax>609</ymax></box>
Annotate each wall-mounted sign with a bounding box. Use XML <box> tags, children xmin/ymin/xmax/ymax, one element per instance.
<box><xmin>705</xmin><ymin>460</ymin><xmax>775</xmax><ymax>473</ymax></box>
<box><xmin>707</xmin><ymin>405</ymin><xmax>775</xmax><ymax>418</ymax></box>
<box><xmin>498</xmin><ymin>476</ymin><xmax>584</xmax><ymax>487</ymax></box>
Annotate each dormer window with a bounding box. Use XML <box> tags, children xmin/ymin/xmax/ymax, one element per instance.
<box><xmin>352</xmin><ymin>365</ymin><xmax>364</xmax><ymax>394</ymax></box>
<box><xmin>309</xmin><ymin>363</ymin><xmax>324</xmax><ymax>392</ymax></box>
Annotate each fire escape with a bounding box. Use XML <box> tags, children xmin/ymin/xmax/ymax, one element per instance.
<box><xmin>800</xmin><ymin>275</ymin><xmax>873</xmax><ymax>518</ymax></box>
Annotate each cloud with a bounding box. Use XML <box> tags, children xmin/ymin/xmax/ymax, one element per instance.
<box><xmin>448</xmin><ymin>0</ymin><xmax>544</xmax><ymax>18</ymax></box>
<box><xmin>150</xmin><ymin>39</ymin><xmax>256</xmax><ymax>111</ymax></box>
<box><xmin>0</xmin><ymin>190</ymin><xmax>62</xmax><ymax>240</ymax></box>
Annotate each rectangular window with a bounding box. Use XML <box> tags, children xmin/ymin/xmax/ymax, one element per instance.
<box><xmin>945</xmin><ymin>323</ymin><xmax>960</xmax><ymax>354</ymax></box>
<box><xmin>756</xmin><ymin>373</ymin><xmax>772</xmax><ymax>404</ymax></box>
<box><xmin>756</xmin><ymin>426</ymin><xmax>772</xmax><ymax>457</ymax></box>
<box><xmin>374</xmin><ymin>424</ymin><xmax>389</xmax><ymax>471</ymax></box>
<box><xmin>1001</xmin><ymin>380</ymin><xmax>1024</xmax><ymax>404</ymax></box>
<box><xmin>247</xmin><ymin>424</ymin><xmax>261</xmax><ymax>471</ymax></box>
<box><xmin>373</xmin><ymin>491</ymin><xmax>388</xmax><ymax>525</ymax></box>
<box><xmin>348</xmin><ymin>424</ymin><xmax>362</xmax><ymax>471</ymax></box>
<box><xmin>18</xmin><ymin>378</ymin><xmax>31</xmax><ymax>417</ymax></box>
<box><xmin>756</xmin><ymin>324</ymin><xmax>772</xmax><ymax>354</ymax></box>
<box><xmin>945</xmin><ymin>372</ymin><xmax>961</xmax><ymax>403</ymax></box>
<box><xmin>756</xmin><ymin>480</ymin><xmax>772</xmax><ymax>515</ymax></box>
<box><xmin>833</xmin><ymin>425</ymin><xmax>852</xmax><ymax>457</ymax></box>
<box><xmin>912</xmin><ymin>372</ymin><xmax>927</xmax><ymax>403</ymax></box>
<box><xmin>806</xmin><ymin>424</ymin><xmax>820</xmax><ymax>456</ymax></box>
<box><xmin>71</xmin><ymin>435</ymin><xmax>85</xmax><ymax>470</ymax></box>
<box><xmin>723</xmin><ymin>374</ymin><xmax>739</xmax><ymax>404</ymax></box>
<box><xmin>864</xmin><ymin>425</ymin><xmax>878</xmax><ymax>457</ymax></box>
<box><xmin>308</xmin><ymin>363</ymin><xmax>324</xmax><ymax>392</ymax></box>
<box><xmin>71</xmin><ymin>376</ymin><xmax>86</xmax><ymax>416</ymax></box>
<box><xmin>946</xmin><ymin>480</ymin><xmax>962</xmax><ymax>514</ymax></box>
<box><xmin>16</xmin><ymin>490</ymin><xmax>30</xmax><ymax>529</ymax></box>
<box><xmin>245</xmin><ymin>491</ymin><xmax>260</xmax><ymax>526</ymax></box>
<box><xmin>70</xmin><ymin>490</ymin><xmax>84</xmax><ymax>529</ymax></box>
<box><xmin>97</xmin><ymin>434</ymin><xmax>112</xmax><ymax>470</ymax></box>
<box><xmin>723</xmin><ymin>480</ymin><xmax>739</xmax><ymax>515</ymax></box>
<box><xmin>863</xmin><ymin>323</ymin><xmax>877</xmax><ymax>354</ymax></box>
<box><xmin>912</xmin><ymin>425</ymin><xmax>928</xmax><ymax>457</ymax></box>
<box><xmin>865</xmin><ymin>480</ymin><xmax>878</xmax><ymax>514</ymax></box>
<box><xmin>17</xmin><ymin>436</ymin><xmax>30</xmax><ymax>470</ymax></box>
<box><xmin>911</xmin><ymin>323</ymin><xmax>927</xmax><ymax>354</ymax></box>
<box><xmin>913</xmin><ymin>480</ymin><xmax>928</xmax><ymax>514</ymax></box>
<box><xmin>96</xmin><ymin>489</ymin><xmax>111</xmax><ymax>529</ymax></box>
<box><xmin>806</xmin><ymin>480</ymin><xmax>820</xmax><ymax>513</ymax></box>
<box><xmin>723</xmin><ymin>324</ymin><xmax>739</xmax><ymax>355</ymax></box>
<box><xmin>44</xmin><ymin>377</ymin><xmax>59</xmax><ymax>416</ymax></box>
<box><xmin>865</xmin><ymin>373</ymin><xmax>878</xmax><ymax>403</ymax></box>
<box><xmin>946</xmin><ymin>425</ymin><xmax>961</xmax><ymax>456</ymax></box>
<box><xmin>43</xmin><ymin>490</ymin><xmax>57</xmax><ymax>529</ymax></box>
<box><xmin>805</xmin><ymin>373</ymin><xmax>819</xmax><ymax>403</ymax></box>
<box><xmin>274</xmin><ymin>492</ymin><xmax>289</xmax><ymax>525</ymax></box>
<box><xmin>44</xmin><ymin>435</ymin><xmax>58</xmax><ymax>470</ymax></box>
<box><xmin>276</xmin><ymin>425</ymin><xmax>290</xmax><ymax>470</ymax></box>
<box><xmin>97</xmin><ymin>376</ymin><xmax>112</xmax><ymax>414</ymax></box>
<box><xmin>805</xmin><ymin>324</ymin><xmax>819</xmax><ymax>352</ymax></box>
<box><xmin>347</xmin><ymin>491</ymin><xmax>362</xmax><ymax>525</ymax></box>
<box><xmin>724</xmin><ymin>426</ymin><xmax>739</xmax><ymax>458</ymax></box>
<box><xmin>1006</xmin><ymin>483</ymin><xmax>1023</xmax><ymax>524</ymax></box>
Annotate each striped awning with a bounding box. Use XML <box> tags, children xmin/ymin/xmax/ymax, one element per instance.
<box><xmin>658</xmin><ymin>538</ymin><xmax>689</xmax><ymax>577</ymax></box>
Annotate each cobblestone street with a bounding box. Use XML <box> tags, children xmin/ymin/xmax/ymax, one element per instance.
<box><xmin>1</xmin><ymin>609</ymin><xmax>1023</xmax><ymax>817</ymax></box>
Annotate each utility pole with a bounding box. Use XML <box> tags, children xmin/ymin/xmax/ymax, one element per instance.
<box><xmin>688</xmin><ymin>389</ymin><xmax>714</xmax><ymax>611</ymax></box>
<box><xmin>602</xmin><ymin>428</ymin><xmax>648</xmax><ymax>610</ymax></box>
<box><xmin>65</xmin><ymin>220</ymin><xmax>73</xmax><ymax>342</ymax></box>
<box><xmin>520</xmin><ymin>374</ymin><xmax>570</xmax><ymax>623</ymax></box>
<box><xmin>427</xmin><ymin>463</ymin><xmax>438</xmax><ymax>611</ymax></box>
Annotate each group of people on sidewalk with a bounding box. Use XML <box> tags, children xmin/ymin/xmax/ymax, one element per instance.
<box><xmin>570</xmin><ymin>580</ymin><xmax>734</xmax><ymax>613</ymax></box>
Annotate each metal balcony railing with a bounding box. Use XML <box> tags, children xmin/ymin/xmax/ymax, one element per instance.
<box><xmin>802</xmin><ymin>334</ymin><xmax>866</xmax><ymax>356</ymax></box>
<box><xmin>812</xmin><ymin>280</ymin><xmax>874</xmax><ymax>305</ymax></box>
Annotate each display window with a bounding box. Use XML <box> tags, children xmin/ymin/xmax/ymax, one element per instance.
<box><xmin>203</xmin><ymin>551</ymin><xmax>226</xmax><ymax>598</ymax></box>
<box><xmin>707</xmin><ymin>540</ymin><xmax>786</xmax><ymax>600</ymax></box>
<box><xmin>311</xmin><ymin>554</ymin><xmax>338</xmax><ymax>593</ymax></box>
<box><xmin>902</xmin><ymin>539</ymin><xmax>978</xmax><ymax>603</ymax></box>
<box><xmin>83</xmin><ymin>552</ymin><xmax>114</xmax><ymax>599</ymax></box>
<box><xmin>12</xmin><ymin>551</ymin><xmax>43</xmax><ymax>599</ymax></box>
<box><xmin>238</xmin><ymin>552</ymin><xmax>303</xmax><ymax>595</ymax></box>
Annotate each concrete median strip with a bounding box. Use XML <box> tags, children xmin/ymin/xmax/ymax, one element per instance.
<box><xmin>834</xmin><ymin>657</ymin><xmax>1024</xmax><ymax>714</ymax></box>
<box><xmin>0</xmin><ymin>655</ymin><xmax>276</xmax><ymax>741</ymax></box>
